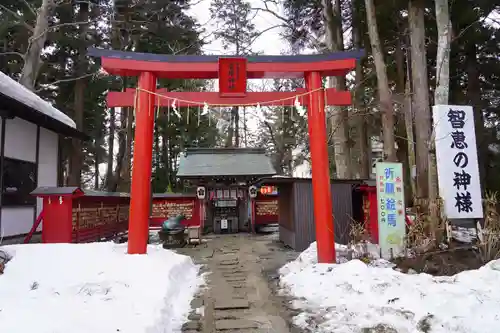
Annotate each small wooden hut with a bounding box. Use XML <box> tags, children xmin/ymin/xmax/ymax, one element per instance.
<box><xmin>254</xmin><ymin>177</ymin><xmax>368</xmax><ymax>251</ymax></box>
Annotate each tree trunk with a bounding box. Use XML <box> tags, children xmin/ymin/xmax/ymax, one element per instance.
<box><xmin>112</xmin><ymin>107</ymin><xmax>128</xmax><ymax>192</ymax></box>
<box><xmin>322</xmin><ymin>0</ymin><xmax>351</xmax><ymax>178</ymax></box>
<box><xmin>394</xmin><ymin>23</ymin><xmax>414</xmax><ymax>204</ymax></box>
<box><xmin>234</xmin><ymin>106</ymin><xmax>240</xmax><ymax>147</ymax></box>
<box><xmin>466</xmin><ymin>42</ymin><xmax>486</xmax><ymax>190</ymax></box>
<box><xmin>106</xmin><ymin>108</ymin><xmax>116</xmax><ymax>189</ymax></box>
<box><xmin>122</xmin><ymin>106</ymin><xmax>134</xmax><ymax>190</ymax></box>
<box><xmin>68</xmin><ymin>1</ymin><xmax>89</xmax><ymax>187</ymax></box>
<box><xmin>19</xmin><ymin>0</ymin><xmax>55</xmax><ymax>90</ymax></box>
<box><xmin>162</xmin><ymin>129</ymin><xmax>172</xmax><ymax>189</ymax></box>
<box><xmin>430</xmin><ymin>0</ymin><xmax>451</xmax><ymax>240</ymax></box>
<box><xmin>404</xmin><ymin>74</ymin><xmax>417</xmax><ymax>204</ymax></box>
<box><xmin>364</xmin><ymin>0</ymin><xmax>397</xmax><ymax>161</ymax></box>
<box><xmin>409</xmin><ymin>0</ymin><xmax>432</xmax><ymax>199</ymax></box>
<box><xmin>243</xmin><ymin>107</ymin><xmax>248</xmax><ymax>146</ymax></box>
<box><xmin>352</xmin><ymin>0</ymin><xmax>370</xmax><ymax>179</ymax></box>
<box><xmin>154</xmin><ymin>117</ymin><xmax>160</xmax><ymax>170</ymax></box>
<box><xmin>94</xmin><ymin>148</ymin><xmax>99</xmax><ymax>190</ymax></box>
<box><xmin>225</xmin><ymin>108</ymin><xmax>235</xmax><ymax>147</ymax></box>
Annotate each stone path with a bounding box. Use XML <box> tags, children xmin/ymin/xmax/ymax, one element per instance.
<box><xmin>178</xmin><ymin>232</ymin><xmax>303</xmax><ymax>333</ymax></box>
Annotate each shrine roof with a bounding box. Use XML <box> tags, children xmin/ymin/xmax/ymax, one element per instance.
<box><xmin>88</xmin><ymin>48</ymin><xmax>364</xmax><ymax>79</ymax></box>
<box><xmin>177</xmin><ymin>148</ymin><xmax>276</xmax><ymax>178</ymax></box>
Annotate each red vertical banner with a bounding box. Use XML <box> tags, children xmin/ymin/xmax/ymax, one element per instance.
<box><xmin>218</xmin><ymin>57</ymin><xmax>247</xmax><ymax>97</ymax></box>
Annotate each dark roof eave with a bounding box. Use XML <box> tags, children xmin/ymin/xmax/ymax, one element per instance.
<box><xmin>178</xmin><ymin>173</ymin><xmax>276</xmax><ymax>178</ymax></box>
<box><xmin>88</xmin><ymin>47</ymin><xmax>365</xmax><ymax>64</ymax></box>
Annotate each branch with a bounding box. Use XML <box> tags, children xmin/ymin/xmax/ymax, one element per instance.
<box><xmin>0</xmin><ymin>51</ymin><xmax>25</xmax><ymax>59</ymax></box>
<box><xmin>20</xmin><ymin>0</ymin><xmax>37</xmax><ymax>17</ymax></box>
<box><xmin>249</xmin><ymin>24</ymin><xmax>288</xmax><ymax>46</ymax></box>
<box><xmin>251</xmin><ymin>3</ymin><xmax>290</xmax><ymax>24</ymax></box>
<box><xmin>30</xmin><ymin>20</ymin><xmax>93</xmax><ymax>44</ymax></box>
<box><xmin>0</xmin><ymin>4</ymin><xmax>34</xmax><ymax>32</ymax></box>
<box><xmin>34</xmin><ymin>72</ymin><xmax>98</xmax><ymax>92</ymax></box>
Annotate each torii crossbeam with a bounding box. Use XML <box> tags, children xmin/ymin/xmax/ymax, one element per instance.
<box><xmin>108</xmin><ymin>88</ymin><xmax>352</xmax><ymax>107</ymax></box>
<box><xmin>89</xmin><ymin>47</ymin><xmax>364</xmax><ymax>263</ymax></box>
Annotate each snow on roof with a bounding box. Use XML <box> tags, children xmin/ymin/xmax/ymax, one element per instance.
<box><xmin>0</xmin><ymin>71</ymin><xmax>76</xmax><ymax>128</ymax></box>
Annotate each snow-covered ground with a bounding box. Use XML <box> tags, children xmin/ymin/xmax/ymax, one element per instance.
<box><xmin>0</xmin><ymin>242</ymin><xmax>202</xmax><ymax>333</ymax></box>
<box><xmin>279</xmin><ymin>242</ymin><xmax>500</xmax><ymax>333</ymax></box>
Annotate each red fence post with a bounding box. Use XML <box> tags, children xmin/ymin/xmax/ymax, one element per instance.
<box><xmin>128</xmin><ymin>72</ymin><xmax>157</xmax><ymax>254</ymax></box>
<box><xmin>305</xmin><ymin>71</ymin><xmax>336</xmax><ymax>263</ymax></box>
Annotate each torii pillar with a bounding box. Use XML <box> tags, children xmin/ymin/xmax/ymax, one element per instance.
<box><xmin>305</xmin><ymin>71</ymin><xmax>336</xmax><ymax>263</ymax></box>
<box><xmin>128</xmin><ymin>72</ymin><xmax>156</xmax><ymax>254</ymax></box>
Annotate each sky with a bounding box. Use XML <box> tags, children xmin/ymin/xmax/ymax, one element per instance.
<box><xmin>187</xmin><ymin>0</ymin><xmax>285</xmax><ymax>56</ymax></box>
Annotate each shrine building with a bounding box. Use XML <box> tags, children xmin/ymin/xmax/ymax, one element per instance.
<box><xmin>177</xmin><ymin>147</ymin><xmax>277</xmax><ymax>233</ymax></box>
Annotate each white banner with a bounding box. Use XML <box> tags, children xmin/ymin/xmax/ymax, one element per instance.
<box><xmin>433</xmin><ymin>105</ymin><xmax>483</xmax><ymax>219</ymax></box>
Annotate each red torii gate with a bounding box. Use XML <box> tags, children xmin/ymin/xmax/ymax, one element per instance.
<box><xmin>89</xmin><ymin>48</ymin><xmax>363</xmax><ymax>263</ymax></box>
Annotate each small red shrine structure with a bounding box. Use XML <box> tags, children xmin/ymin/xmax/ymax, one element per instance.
<box><xmin>88</xmin><ymin>48</ymin><xmax>364</xmax><ymax>263</ymax></box>
<box><xmin>176</xmin><ymin>148</ymin><xmax>277</xmax><ymax>234</ymax></box>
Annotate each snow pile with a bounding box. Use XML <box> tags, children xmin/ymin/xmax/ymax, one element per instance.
<box><xmin>0</xmin><ymin>242</ymin><xmax>201</xmax><ymax>333</ymax></box>
<box><xmin>280</xmin><ymin>241</ymin><xmax>384</xmax><ymax>277</ymax></box>
<box><xmin>279</xmin><ymin>242</ymin><xmax>500</xmax><ymax>333</ymax></box>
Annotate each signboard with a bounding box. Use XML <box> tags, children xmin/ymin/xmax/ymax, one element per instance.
<box><xmin>151</xmin><ymin>200</ymin><xmax>194</xmax><ymax>219</ymax></box>
<box><xmin>218</xmin><ymin>57</ymin><xmax>247</xmax><ymax>97</ymax></box>
<box><xmin>433</xmin><ymin>105</ymin><xmax>483</xmax><ymax>219</ymax></box>
<box><xmin>256</xmin><ymin>200</ymin><xmax>278</xmax><ymax>216</ymax></box>
<box><xmin>221</xmin><ymin>219</ymin><xmax>228</xmax><ymax>229</ymax></box>
<box><xmin>376</xmin><ymin>162</ymin><xmax>406</xmax><ymax>259</ymax></box>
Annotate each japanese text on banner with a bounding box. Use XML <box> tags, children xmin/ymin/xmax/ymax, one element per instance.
<box><xmin>376</xmin><ymin>162</ymin><xmax>406</xmax><ymax>259</ymax></box>
<box><xmin>433</xmin><ymin>105</ymin><xmax>483</xmax><ymax>219</ymax></box>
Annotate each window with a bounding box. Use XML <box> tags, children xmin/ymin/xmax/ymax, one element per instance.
<box><xmin>1</xmin><ymin>157</ymin><xmax>37</xmax><ymax>206</ymax></box>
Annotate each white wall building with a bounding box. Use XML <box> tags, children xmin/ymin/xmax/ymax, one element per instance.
<box><xmin>0</xmin><ymin>71</ymin><xmax>85</xmax><ymax>239</ymax></box>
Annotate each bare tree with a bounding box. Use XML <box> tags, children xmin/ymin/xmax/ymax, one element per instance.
<box><xmin>68</xmin><ymin>1</ymin><xmax>90</xmax><ymax>187</ymax></box>
<box><xmin>322</xmin><ymin>0</ymin><xmax>352</xmax><ymax>178</ymax></box>
<box><xmin>409</xmin><ymin>0</ymin><xmax>432</xmax><ymax>199</ymax></box>
<box><xmin>18</xmin><ymin>0</ymin><xmax>55</xmax><ymax>90</ymax></box>
<box><xmin>364</xmin><ymin>0</ymin><xmax>397</xmax><ymax>161</ymax></box>
<box><xmin>351</xmin><ymin>0</ymin><xmax>370</xmax><ymax>178</ymax></box>
<box><xmin>429</xmin><ymin>0</ymin><xmax>451</xmax><ymax>239</ymax></box>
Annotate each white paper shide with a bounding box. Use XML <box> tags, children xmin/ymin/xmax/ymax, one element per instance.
<box><xmin>433</xmin><ymin>105</ymin><xmax>483</xmax><ymax>219</ymax></box>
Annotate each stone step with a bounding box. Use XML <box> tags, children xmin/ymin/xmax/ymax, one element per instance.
<box><xmin>221</xmin><ymin>266</ymin><xmax>245</xmax><ymax>271</ymax></box>
<box><xmin>228</xmin><ymin>282</ymin><xmax>246</xmax><ymax>289</ymax></box>
<box><xmin>181</xmin><ymin>320</ymin><xmax>201</xmax><ymax>331</ymax></box>
<box><xmin>218</xmin><ymin>260</ymin><xmax>239</xmax><ymax>266</ymax></box>
<box><xmin>214</xmin><ymin>299</ymin><xmax>250</xmax><ymax>310</ymax></box>
<box><xmin>215</xmin><ymin>319</ymin><xmax>259</xmax><ymax>331</ymax></box>
<box><xmin>190</xmin><ymin>297</ymin><xmax>204</xmax><ymax>308</ymax></box>
<box><xmin>224</xmin><ymin>276</ymin><xmax>247</xmax><ymax>282</ymax></box>
<box><xmin>222</xmin><ymin>272</ymin><xmax>247</xmax><ymax>278</ymax></box>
